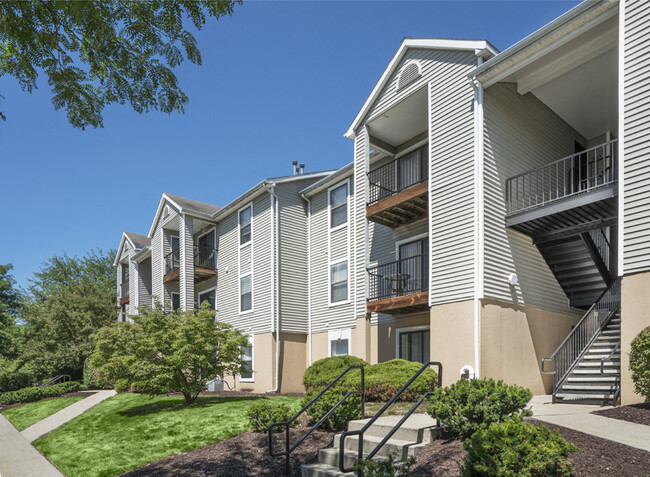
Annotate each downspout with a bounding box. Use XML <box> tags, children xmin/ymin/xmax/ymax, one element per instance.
<box><xmin>469</xmin><ymin>55</ymin><xmax>485</xmax><ymax>379</ymax></box>
<box><xmin>264</xmin><ymin>181</ymin><xmax>280</xmax><ymax>393</ymax></box>
<box><xmin>300</xmin><ymin>193</ymin><xmax>313</xmax><ymax>366</ymax></box>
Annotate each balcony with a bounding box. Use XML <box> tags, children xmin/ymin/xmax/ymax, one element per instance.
<box><xmin>367</xmin><ymin>253</ymin><xmax>429</xmax><ymax>314</ymax></box>
<box><xmin>505</xmin><ymin>140</ymin><xmax>618</xmax><ymax>239</ymax></box>
<box><xmin>163</xmin><ymin>246</ymin><xmax>218</xmax><ymax>284</ymax></box>
<box><xmin>120</xmin><ymin>280</ymin><xmax>129</xmax><ymax>305</ymax></box>
<box><xmin>366</xmin><ymin>148</ymin><xmax>428</xmax><ymax>228</ymax></box>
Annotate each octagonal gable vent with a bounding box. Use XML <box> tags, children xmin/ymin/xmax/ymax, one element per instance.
<box><xmin>397</xmin><ymin>61</ymin><xmax>421</xmax><ymax>90</ymax></box>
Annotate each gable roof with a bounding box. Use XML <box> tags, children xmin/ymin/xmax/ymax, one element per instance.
<box><xmin>300</xmin><ymin>163</ymin><xmax>354</xmax><ymax>198</ymax></box>
<box><xmin>344</xmin><ymin>38</ymin><xmax>498</xmax><ymax>140</ymax></box>
<box><xmin>114</xmin><ymin>231</ymin><xmax>151</xmax><ymax>266</ymax></box>
<box><xmin>148</xmin><ymin>193</ymin><xmax>222</xmax><ymax>238</ymax></box>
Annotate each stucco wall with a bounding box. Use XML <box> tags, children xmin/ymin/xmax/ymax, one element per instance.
<box><xmin>430</xmin><ymin>300</ymin><xmax>475</xmax><ymax>386</ymax></box>
<box><xmin>621</xmin><ymin>272</ymin><xmax>650</xmax><ymax>405</ymax></box>
<box><xmin>373</xmin><ymin>313</ymin><xmax>429</xmax><ymax>364</ymax></box>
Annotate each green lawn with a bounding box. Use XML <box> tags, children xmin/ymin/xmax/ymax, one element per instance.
<box><xmin>3</xmin><ymin>396</ymin><xmax>85</xmax><ymax>431</ymax></box>
<box><xmin>35</xmin><ymin>393</ymin><xmax>302</xmax><ymax>477</ymax></box>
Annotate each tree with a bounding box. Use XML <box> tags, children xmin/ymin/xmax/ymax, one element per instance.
<box><xmin>0</xmin><ymin>263</ymin><xmax>22</xmax><ymax>357</ymax></box>
<box><xmin>90</xmin><ymin>303</ymin><xmax>250</xmax><ymax>405</ymax></box>
<box><xmin>17</xmin><ymin>249</ymin><xmax>116</xmax><ymax>379</ymax></box>
<box><xmin>0</xmin><ymin>0</ymin><xmax>241</xmax><ymax>128</ymax></box>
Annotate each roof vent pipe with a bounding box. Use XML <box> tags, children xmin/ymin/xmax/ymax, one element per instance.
<box><xmin>299</xmin><ymin>163</ymin><xmax>305</xmax><ymax>174</ymax></box>
<box><xmin>292</xmin><ymin>161</ymin><xmax>298</xmax><ymax>175</ymax></box>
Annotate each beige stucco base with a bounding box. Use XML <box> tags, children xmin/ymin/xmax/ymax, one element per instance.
<box><xmin>372</xmin><ymin>313</ymin><xmax>430</xmax><ymax>364</ymax></box>
<box><xmin>621</xmin><ymin>272</ymin><xmax>650</xmax><ymax>405</ymax></box>
<box><xmin>225</xmin><ymin>332</ymin><xmax>307</xmax><ymax>394</ymax></box>
<box><xmin>479</xmin><ymin>299</ymin><xmax>580</xmax><ymax>395</ymax></box>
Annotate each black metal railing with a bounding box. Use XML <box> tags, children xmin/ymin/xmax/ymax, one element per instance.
<box><xmin>164</xmin><ymin>248</ymin><xmax>180</xmax><ymax>274</ymax></box>
<box><xmin>367</xmin><ymin>145</ymin><xmax>428</xmax><ymax>206</ymax></box>
<box><xmin>367</xmin><ymin>254</ymin><xmax>429</xmax><ymax>302</ymax></box>
<box><xmin>37</xmin><ymin>375</ymin><xmax>71</xmax><ymax>388</ymax></box>
<box><xmin>506</xmin><ymin>139</ymin><xmax>618</xmax><ymax>216</ymax></box>
<box><xmin>268</xmin><ymin>366</ymin><xmax>365</xmax><ymax>476</ymax></box>
<box><xmin>542</xmin><ymin>277</ymin><xmax>620</xmax><ymax>402</ymax></box>
<box><xmin>338</xmin><ymin>362</ymin><xmax>442</xmax><ymax>473</ymax></box>
<box><xmin>194</xmin><ymin>246</ymin><xmax>217</xmax><ymax>270</ymax></box>
<box><xmin>120</xmin><ymin>280</ymin><xmax>129</xmax><ymax>298</ymax></box>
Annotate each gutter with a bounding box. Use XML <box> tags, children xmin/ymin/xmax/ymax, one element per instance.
<box><xmin>264</xmin><ymin>181</ymin><xmax>280</xmax><ymax>393</ymax></box>
<box><xmin>300</xmin><ymin>192</ymin><xmax>313</xmax><ymax>366</ymax></box>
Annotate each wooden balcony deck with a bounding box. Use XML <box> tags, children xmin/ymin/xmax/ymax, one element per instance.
<box><xmin>367</xmin><ymin>291</ymin><xmax>429</xmax><ymax>314</ymax></box>
<box><xmin>366</xmin><ymin>181</ymin><xmax>428</xmax><ymax>228</ymax></box>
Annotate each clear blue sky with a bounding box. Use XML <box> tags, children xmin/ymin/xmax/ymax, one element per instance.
<box><xmin>0</xmin><ymin>0</ymin><xmax>580</xmax><ymax>288</ymax></box>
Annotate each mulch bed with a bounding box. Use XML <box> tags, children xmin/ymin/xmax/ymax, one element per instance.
<box><xmin>0</xmin><ymin>391</ymin><xmax>95</xmax><ymax>412</ymax></box>
<box><xmin>120</xmin><ymin>418</ymin><xmax>650</xmax><ymax>477</ymax></box>
<box><xmin>592</xmin><ymin>402</ymin><xmax>650</xmax><ymax>426</ymax></box>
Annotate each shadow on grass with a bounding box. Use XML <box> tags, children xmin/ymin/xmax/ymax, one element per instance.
<box><xmin>120</xmin><ymin>395</ymin><xmax>269</xmax><ymax>418</ymax></box>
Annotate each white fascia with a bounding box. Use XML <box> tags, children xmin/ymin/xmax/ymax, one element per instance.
<box><xmin>617</xmin><ymin>0</ymin><xmax>625</xmax><ymax>277</ymax></box>
<box><xmin>147</xmin><ymin>194</ymin><xmax>183</xmax><ymax>238</ymax></box>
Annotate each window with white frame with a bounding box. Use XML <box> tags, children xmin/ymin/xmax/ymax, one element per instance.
<box><xmin>329</xmin><ymin>183</ymin><xmax>348</xmax><ymax>229</ymax></box>
<box><xmin>240</xmin><ymin>274</ymin><xmax>252</xmax><ymax>312</ymax></box>
<box><xmin>328</xmin><ymin>329</ymin><xmax>350</xmax><ymax>357</ymax></box>
<box><xmin>330</xmin><ymin>261</ymin><xmax>348</xmax><ymax>303</ymax></box>
<box><xmin>239</xmin><ymin>205</ymin><xmax>252</xmax><ymax>245</ymax></box>
<box><xmin>241</xmin><ymin>340</ymin><xmax>253</xmax><ymax>381</ymax></box>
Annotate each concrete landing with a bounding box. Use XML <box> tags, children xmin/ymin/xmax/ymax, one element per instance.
<box><xmin>529</xmin><ymin>395</ymin><xmax>650</xmax><ymax>452</ymax></box>
<box><xmin>21</xmin><ymin>390</ymin><xmax>116</xmax><ymax>443</ymax></box>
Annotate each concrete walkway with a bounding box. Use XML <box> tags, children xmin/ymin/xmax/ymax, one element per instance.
<box><xmin>21</xmin><ymin>390</ymin><xmax>116</xmax><ymax>443</ymax></box>
<box><xmin>0</xmin><ymin>414</ymin><xmax>64</xmax><ymax>477</ymax></box>
<box><xmin>529</xmin><ymin>395</ymin><xmax>650</xmax><ymax>452</ymax></box>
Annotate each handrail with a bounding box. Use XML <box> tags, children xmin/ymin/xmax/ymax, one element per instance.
<box><xmin>541</xmin><ymin>277</ymin><xmax>620</xmax><ymax>403</ymax></box>
<box><xmin>36</xmin><ymin>375</ymin><xmax>71</xmax><ymax>388</ymax></box>
<box><xmin>600</xmin><ymin>340</ymin><xmax>620</xmax><ymax>376</ymax></box>
<box><xmin>338</xmin><ymin>361</ymin><xmax>442</xmax><ymax>473</ymax></box>
<box><xmin>268</xmin><ymin>365</ymin><xmax>365</xmax><ymax>476</ymax></box>
<box><xmin>367</xmin><ymin>253</ymin><xmax>429</xmax><ymax>302</ymax></box>
<box><xmin>367</xmin><ymin>144</ymin><xmax>428</xmax><ymax>206</ymax></box>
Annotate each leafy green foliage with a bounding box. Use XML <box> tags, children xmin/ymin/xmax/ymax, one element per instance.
<box><xmin>0</xmin><ymin>381</ymin><xmax>81</xmax><ymax>405</ymax></box>
<box><xmin>0</xmin><ymin>1</ymin><xmax>241</xmax><ymax>129</ymax></box>
<box><xmin>89</xmin><ymin>302</ymin><xmax>250</xmax><ymax>405</ymax></box>
<box><xmin>114</xmin><ymin>378</ymin><xmax>130</xmax><ymax>394</ymax></box>
<box><xmin>16</xmin><ymin>249</ymin><xmax>116</xmax><ymax>381</ymax></box>
<box><xmin>0</xmin><ymin>358</ymin><xmax>38</xmax><ymax>392</ymax></box>
<box><xmin>83</xmin><ymin>358</ymin><xmax>114</xmax><ymax>390</ymax></box>
<box><xmin>302</xmin><ymin>384</ymin><xmax>362</xmax><ymax>431</ymax></box>
<box><xmin>0</xmin><ymin>263</ymin><xmax>22</xmax><ymax>357</ymax></box>
<box><xmin>462</xmin><ymin>419</ymin><xmax>578</xmax><ymax>477</ymax></box>
<box><xmin>426</xmin><ymin>378</ymin><xmax>532</xmax><ymax>438</ymax></box>
<box><xmin>302</xmin><ymin>355</ymin><xmax>368</xmax><ymax>390</ymax></box>
<box><xmin>247</xmin><ymin>401</ymin><xmax>295</xmax><ymax>432</ymax></box>
<box><xmin>353</xmin><ymin>456</ymin><xmax>420</xmax><ymax>477</ymax></box>
<box><xmin>629</xmin><ymin>326</ymin><xmax>650</xmax><ymax>399</ymax></box>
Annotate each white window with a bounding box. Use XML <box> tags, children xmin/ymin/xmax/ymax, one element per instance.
<box><xmin>239</xmin><ymin>205</ymin><xmax>252</xmax><ymax>245</ymax></box>
<box><xmin>328</xmin><ymin>329</ymin><xmax>351</xmax><ymax>357</ymax></box>
<box><xmin>240</xmin><ymin>274</ymin><xmax>252</xmax><ymax>312</ymax></box>
<box><xmin>329</xmin><ymin>182</ymin><xmax>348</xmax><ymax>229</ymax></box>
<box><xmin>330</xmin><ymin>261</ymin><xmax>348</xmax><ymax>304</ymax></box>
<box><xmin>241</xmin><ymin>339</ymin><xmax>253</xmax><ymax>382</ymax></box>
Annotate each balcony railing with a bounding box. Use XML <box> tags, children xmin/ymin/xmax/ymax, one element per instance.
<box><xmin>120</xmin><ymin>280</ymin><xmax>129</xmax><ymax>298</ymax></box>
<box><xmin>367</xmin><ymin>254</ymin><xmax>429</xmax><ymax>302</ymax></box>
<box><xmin>194</xmin><ymin>246</ymin><xmax>217</xmax><ymax>270</ymax></box>
<box><xmin>506</xmin><ymin>139</ymin><xmax>617</xmax><ymax>216</ymax></box>
<box><xmin>367</xmin><ymin>145</ymin><xmax>428</xmax><ymax>206</ymax></box>
<box><xmin>164</xmin><ymin>248</ymin><xmax>180</xmax><ymax>275</ymax></box>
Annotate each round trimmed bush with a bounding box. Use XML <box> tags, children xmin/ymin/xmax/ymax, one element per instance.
<box><xmin>303</xmin><ymin>355</ymin><xmax>368</xmax><ymax>391</ymax></box>
<box><xmin>630</xmin><ymin>326</ymin><xmax>650</xmax><ymax>400</ymax></box>
<box><xmin>364</xmin><ymin>359</ymin><xmax>438</xmax><ymax>402</ymax></box>
<box><xmin>303</xmin><ymin>384</ymin><xmax>362</xmax><ymax>431</ymax></box>
<box><xmin>427</xmin><ymin>378</ymin><xmax>532</xmax><ymax>438</ymax></box>
<box><xmin>115</xmin><ymin>378</ymin><xmax>130</xmax><ymax>393</ymax></box>
<box><xmin>248</xmin><ymin>401</ymin><xmax>296</xmax><ymax>432</ymax></box>
<box><xmin>462</xmin><ymin>419</ymin><xmax>578</xmax><ymax>477</ymax></box>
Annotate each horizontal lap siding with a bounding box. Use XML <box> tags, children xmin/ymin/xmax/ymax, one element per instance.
<box><xmin>354</xmin><ymin>132</ymin><xmax>367</xmax><ymax>319</ymax></box>
<box><xmin>623</xmin><ymin>0</ymin><xmax>650</xmax><ymax>274</ymax></box>
<box><xmin>152</xmin><ymin>229</ymin><xmax>163</xmax><ymax>304</ymax></box>
<box><xmin>216</xmin><ymin>194</ymin><xmax>273</xmax><ymax>334</ymax></box>
<box><xmin>429</xmin><ymin>52</ymin><xmax>478</xmax><ymax>304</ymax></box>
<box><xmin>483</xmin><ymin>83</ymin><xmax>582</xmax><ymax>314</ymax></box>
<box><xmin>138</xmin><ymin>257</ymin><xmax>153</xmax><ymax>307</ymax></box>
<box><xmin>310</xmin><ymin>181</ymin><xmax>356</xmax><ymax>334</ymax></box>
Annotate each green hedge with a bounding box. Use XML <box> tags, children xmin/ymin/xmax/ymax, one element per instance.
<box><xmin>303</xmin><ymin>355</ymin><xmax>368</xmax><ymax>390</ymax></box>
<box><xmin>462</xmin><ymin>419</ymin><xmax>578</xmax><ymax>477</ymax></box>
<box><xmin>0</xmin><ymin>360</ymin><xmax>40</xmax><ymax>393</ymax></box>
<box><xmin>303</xmin><ymin>384</ymin><xmax>362</xmax><ymax>431</ymax></box>
<box><xmin>248</xmin><ymin>401</ymin><xmax>296</xmax><ymax>432</ymax></box>
<box><xmin>0</xmin><ymin>381</ymin><xmax>82</xmax><ymax>405</ymax></box>
<box><xmin>630</xmin><ymin>326</ymin><xmax>650</xmax><ymax>400</ymax></box>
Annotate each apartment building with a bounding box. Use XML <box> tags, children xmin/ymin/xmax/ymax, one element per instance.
<box><xmin>116</xmin><ymin>0</ymin><xmax>648</xmax><ymax>405</ymax></box>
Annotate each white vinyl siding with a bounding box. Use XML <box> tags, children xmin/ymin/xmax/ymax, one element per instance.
<box><xmin>482</xmin><ymin>83</ymin><xmax>583</xmax><ymax>314</ymax></box>
<box><xmin>138</xmin><ymin>257</ymin><xmax>153</xmax><ymax>308</ymax></box>
<box><xmin>622</xmin><ymin>0</ymin><xmax>650</xmax><ymax>274</ymax></box>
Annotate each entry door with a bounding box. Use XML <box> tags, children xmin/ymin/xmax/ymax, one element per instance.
<box><xmin>398</xmin><ymin>238</ymin><xmax>428</xmax><ymax>293</ymax></box>
<box><xmin>398</xmin><ymin>329</ymin><xmax>430</xmax><ymax>363</ymax></box>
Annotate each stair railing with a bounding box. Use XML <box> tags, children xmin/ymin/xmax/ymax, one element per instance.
<box><xmin>542</xmin><ymin>277</ymin><xmax>620</xmax><ymax>403</ymax></box>
<box><xmin>601</xmin><ymin>340</ymin><xmax>621</xmax><ymax>406</ymax></box>
<box><xmin>36</xmin><ymin>375</ymin><xmax>71</xmax><ymax>388</ymax></box>
<box><xmin>268</xmin><ymin>365</ymin><xmax>365</xmax><ymax>476</ymax></box>
<box><xmin>338</xmin><ymin>361</ymin><xmax>442</xmax><ymax>473</ymax></box>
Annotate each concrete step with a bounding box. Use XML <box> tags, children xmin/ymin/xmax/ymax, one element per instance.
<box><xmin>333</xmin><ymin>433</ymin><xmax>425</xmax><ymax>460</ymax></box>
<box><xmin>561</xmin><ymin>384</ymin><xmax>619</xmax><ymax>392</ymax></box>
<box><xmin>567</xmin><ymin>376</ymin><xmax>619</xmax><ymax>383</ymax></box>
<box><xmin>578</xmin><ymin>361</ymin><xmax>620</xmax><ymax>368</ymax></box>
<box><xmin>318</xmin><ymin>448</ymin><xmax>391</xmax><ymax>469</ymax></box>
<box><xmin>582</xmin><ymin>353</ymin><xmax>620</xmax><ymax>360</ymax></box>
<box><xmin>572</xmin><ymin>368</ymin><xmax>619</xmax><ymax>375</ymax></box>
<box><xmin>555</xmin><ymin>393</ymin><xmax>615</xmax><ymax>404</ymax></box>
<box><xmin>301</xmin><ymin>462</ymin><xmax>355</xmax><ymax>477</ymax></box>
<box><xmin>346</xmin><ymin>413</ymin><xmax>441</xmax><ymax>444</ymax></box>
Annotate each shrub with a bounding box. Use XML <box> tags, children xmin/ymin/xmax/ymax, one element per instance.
<box><xmin>303</xmin><ymin>384</ymin><xmax>362</xmax><ymax>431</ymax></box>
<box><xmin>426</xmin><ymin>378</ymin><xmax>532</xmax><ymax>438</ymax></box>
<box><xmin>0</xmin><ymin>381</ymin><xmax>82</xmax><ymax>405</ymax></box>
<box><xmin>629</xmin><ymin>326</ymin><xmax>650</xmax><ymax>399</ymax></box>
<box><xmin>115</xmin><ymin>379</ymin><xmax>130</xmax><ymax>394</ymax></box>
<box><xmin>248</xmin><ymin>401</ymin><xmax>295</xmax><ymax>432</ymax></box>
<box><xmin>83</xmin><ymin>359</ymin><xmax>114</xmax><ymax>390</ymax></box>
<box><xmin>303</xmin><ymin>355</ymin><xmax>368</xmax><ymax>391</ymax></box>
<box><xmin>0</xmin><ymin>361</ymin><xmax>38</xmax><ymax>393</ymax></box>
<box><xmin>462</xmin><ymin>419</ymin><xmax>578</xmax><ymax>477</ymax></box>
<box><xmin>353</xmin><ymin>456</ymin><xmax>420</xmax><ymax>477</ymax></box>
<box><xmin>364</xmin><ymin>360</ymin><xmax>438</xmax><ymax>402</ymax></box>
